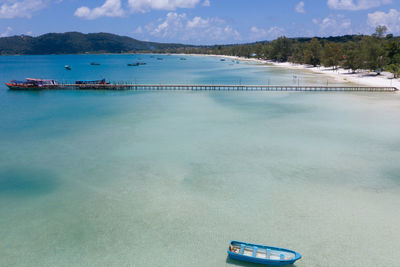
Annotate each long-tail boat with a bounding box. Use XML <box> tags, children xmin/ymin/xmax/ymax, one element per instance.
<box><xmin>5</xmin><ymin>78</ymin><xmax>58</xmax><ymax>90</ymax></box>
<box><xmin>75</xmin><ymin>79</ymin><xmax>108</xmax><ymax>85</ymax></box>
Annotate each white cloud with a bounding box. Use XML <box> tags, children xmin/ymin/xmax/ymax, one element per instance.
<box><xmin>295</xmin><ymin>1</ymin><xmax>305</xmax><ymax>13</ymax></box>
<box><xmin>315</xmin><ymin>15</ymin><xmax>352</xmax><ymax>35</ymax></box>
<box><xmin>327</xmin><ymin>0</ymin><xmax>392</xmax><ymax>11</ymax></box>
<box><xmin>128</xmin><ymin>0</ymin><xmax>201</xmax><ymax>13</ymax></box>
<box><xmin>249</xmin><ymin>26</ymin><xmax>285</xmax><ymax>41</ymax></box>
<box><xmin>0</xmin><ymin>26</ymin><xmax>13</xmax><ymax>37</ymax></box>
<box><xmin>74</xmin><ymin>0</ymin><xmax>124</xmax><ymax>20</ymax></box>
<box><xmin>202</xmin><ymin>0</ymin><xmax>210</xmax><ymax>6</ymax></box>
<box><xmin>133</xmin><ymin>26</ymin><xmax>143</xmax><ymax>34</ymax></box>
<box><xmin>0</xmin><ymin>0</ymin><xmax>49</xmax><ymax>19</ymax></box>
<box><xmin>144</xmin><ymin>12</ymin><xmax>240</xmax><ymax>44</ymax></box>
<box><xmin>367</xmin><ymin>9</ymin><xmax>400</xmax><ymax>33</ymax></box>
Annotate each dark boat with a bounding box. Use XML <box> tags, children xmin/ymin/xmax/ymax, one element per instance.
<box><xmin>127</xmin><ymin>62</ymin><xmax>146</xmax><ymax>66</ymax></box>
<box><xmin>90</xmin><ymin>62</ymin><xmax>101</xmax><ymax>65</ymax></box>
<box><xmin>180</xmin><ymin>57</ymin><xmax>187</xmax><ymax>60</ymax></box>
<box><xmin>157</xmin><ymin>57</ymin><xmax>163</xmax><ymax>60</ymax></box>
<box><xmin>65</xmin><ymin>65</ymin><xmax>71</xmax><ymax>70</ymax></box>
<box><xmin>5</xmin><ymin>78</ymin><xmax>58</xmax><ymax>90</ymax></box>
<box><xmin>75</xmin><ymin>79</ymin><xmax>108</xmax><ymax>85</ymax></box>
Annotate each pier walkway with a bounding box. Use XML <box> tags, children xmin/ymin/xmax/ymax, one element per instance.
<box><xmin>43</xmin><ymin>84</ymin><xmax>397</xmax><ymax>92</ymax></box>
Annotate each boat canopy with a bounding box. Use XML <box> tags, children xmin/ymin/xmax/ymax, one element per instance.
<box><xmin>25</xmin><ymin>78</ymin><xmax>58</xmax><ymax>85</ymax></box>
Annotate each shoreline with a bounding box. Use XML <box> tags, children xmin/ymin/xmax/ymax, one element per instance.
<box><xmin>181</xmin><ymin>53</ymin><xmax>400</xmax><ymax>90</ymax></box>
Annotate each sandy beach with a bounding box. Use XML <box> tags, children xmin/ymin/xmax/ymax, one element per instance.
<box><xmin>184</xmin><ymin>54</ymin><xmax>400</xmax><ymax>90</ymax></box>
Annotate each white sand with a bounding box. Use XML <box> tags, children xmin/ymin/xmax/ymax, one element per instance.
<box><xmin>182</xmin><ymin>54</ymin><xmax>400</xmax><ymax>90</ymax></box>
<box><xmin>269</xmin><ymin>61</ymin><xmax>400</xmax><ymax>90</ymax></box>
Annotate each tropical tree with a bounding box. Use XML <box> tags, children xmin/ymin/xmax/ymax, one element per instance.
<box><xmin>322</xmin><ymin>42</ymin><xmax>342</xmax><ymax>69</ymax></box>
<box><xmin>304</xmin><ymin>38</ymin><xmax>322</xmax><ymax>66</ymax></box>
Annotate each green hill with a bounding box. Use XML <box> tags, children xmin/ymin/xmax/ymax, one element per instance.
<box><xmin>0</xmin><ymin>32</ymin><xmax>191</xmax><ymax>55</ymax></box>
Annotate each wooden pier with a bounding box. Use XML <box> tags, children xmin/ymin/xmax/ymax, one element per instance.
<box><xmin>41</xmin><ymin>83</ymin><xmax>397</xmax><ymax>92</ymax></box>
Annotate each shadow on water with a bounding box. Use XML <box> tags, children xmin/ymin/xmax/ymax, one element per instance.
<box><xmin>226</xmin><ymin>256</ymin><xmax>299</xmax><ymax>267</ymax></box>
<box><xmin>0</xmin><ymin>167</ymin><xmax>59</xmax><ymax>196</ymax></box>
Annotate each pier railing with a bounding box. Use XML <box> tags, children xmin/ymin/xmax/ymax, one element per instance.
<box><xmin>41</xmin><ymin>83</ymin><xmax>397</xmax><ymax>92</ymax></box>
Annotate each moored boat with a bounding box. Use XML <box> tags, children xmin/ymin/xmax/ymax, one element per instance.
<box><xmin>75</xmin><ymin>79</ymin><xmax>108</xmax><ymax>85</ymax></box>
<box><xmin>127</xmin><ymin>62</ymin><xmax>146</xmax><ymax>66</ymax></box>
<box><xmin>65</xmin><ymin>65</ymin><xmax>71</xmax><ymax>70</ymax></box>
<box><xmin>5</xmin><ymin>78</ymin><xmax>58</xmax><ymax>90</ymax></box>
<box><xmin>227</xmin><ymin>241</ymin><xmax>302</xmax><ymax>266</ymax></box>
<box><xmin>90</xmin><ymin>62</ymin><xmax>101</xmax><ymax>65</ymax></box>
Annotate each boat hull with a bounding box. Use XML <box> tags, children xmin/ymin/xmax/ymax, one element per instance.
<box><xmin>227</xmin><ymin>241</ymin><xmax>301</xmax><ymax>266</ymax></box>
<box><xmin>5</xmin><ymin>83</ymin><xmax>41</xmax><ymax>90</ymax></box>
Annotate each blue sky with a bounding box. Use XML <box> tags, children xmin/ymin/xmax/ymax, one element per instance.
<box><xmin>1</xmin><ymin>0</ymin><xmax>399</xmax><ymax>44</ymax></box>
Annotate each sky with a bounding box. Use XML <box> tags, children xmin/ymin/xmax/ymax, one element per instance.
<box><xmin>0</xmin><ymin>0</ymin><xmax>400</xmax><ymax>45</ymax></box>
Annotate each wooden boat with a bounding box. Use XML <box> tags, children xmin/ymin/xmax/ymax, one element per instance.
<box><xmin>5</xmin><ymin>78</ymin><xmax>58</xmax><ymax>90</ymax></box>
<box><xmin>65</xmin><ymin>65</ymin><xmax>71</xmax><ymax>70</ymax></box>
<box><xmin>75</xmin><ymin>79</ymin><xmax>108</xmax><ymax>85</ymax></box>
<box><xmin>227</xmin><ymin>241</ymin><xmax>302</xmax><ymax>266</ymax></box>
<box><xmin>128</xmin><ymin>62</ymin><xmax>145</xmax><ymax>66</ymax></box>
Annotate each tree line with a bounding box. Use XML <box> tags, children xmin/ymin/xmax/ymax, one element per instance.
<box><xmin>170</xmin><ymin>26</ymin><xmax>400</xmax><ymax>78</ymax></box>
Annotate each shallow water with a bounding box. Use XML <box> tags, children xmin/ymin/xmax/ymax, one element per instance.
<box><xmin>0</xmin><ymin>55</ymin><xmax>399</xmax><ymax>266</ymax></box>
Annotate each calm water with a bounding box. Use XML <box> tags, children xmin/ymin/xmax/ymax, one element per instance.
<box><xmin>0</xmin><ymin>55</ymin><xmax>399</xmax><ymax>266</ymax></box>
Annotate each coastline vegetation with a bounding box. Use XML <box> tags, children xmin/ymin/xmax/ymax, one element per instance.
<box><xmin>175</xmin><ymin>26</ymin><xmax>400</xmax><ymax>78</ymax></box>
<box><xmin>1</xmin><ymin>28</ymin><xmax>399</xmax><ymax>78</ymax></box>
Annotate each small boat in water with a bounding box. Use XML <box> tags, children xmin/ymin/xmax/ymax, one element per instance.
<box><xmin>157</xmin><ymin>57</ymin><xmax>163</xmax><ymax>60</ymax></box>
<box><xmin>65</xmin><ymin>65</ymin><xmax>71</xmax><ymax>70</ymax></box>
<box><xmin>227</xmin><ymin>241</ymin><xmax>302</xmax><ymax>266</ymax></box>
<box><xmin>90</xmin><ymin>62</ymin><xmax>101</xmax><ymax>65</ymax></box>
<box><xmin>127</xmin><ymin>62</ymin><xmax>146</xmax><ymax>66</ymax></box>
<box><xmin>180</xmin><ymin>57</ymin><xmax>187</xmax><ymax>60</ymax></box>
<box><xmin>5</xmin><ymin>78</ymin><xmax>58</xmax><ymax>90</ymax></box>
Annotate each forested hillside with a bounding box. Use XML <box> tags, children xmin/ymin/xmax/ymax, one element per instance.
<box><xmin>0</xmin><ymin>32</ymin><xmax>190</xmax><ymax>55</ymax></box>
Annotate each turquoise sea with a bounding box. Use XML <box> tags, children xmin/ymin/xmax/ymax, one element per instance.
<box><xmin>0</xmin><ymin>54</ymin><xmax>400</xmax><ymax>266</ymax></box>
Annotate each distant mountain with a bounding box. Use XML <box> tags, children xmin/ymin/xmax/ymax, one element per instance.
<box><xmin>0</xmin><ymin>32</ymin><xmax>192</xmax><ymax>55</ymax></box>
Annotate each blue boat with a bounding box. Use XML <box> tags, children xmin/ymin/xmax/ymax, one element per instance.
<box><xmin>227</xmin><ymin>241</ymin><xmax>302</xmax><ymax>266</ymax></box>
